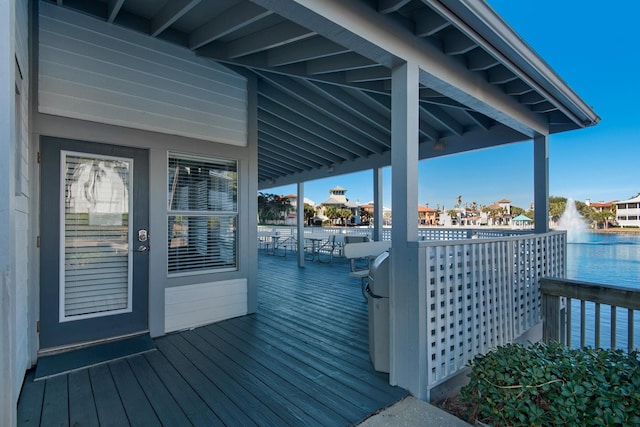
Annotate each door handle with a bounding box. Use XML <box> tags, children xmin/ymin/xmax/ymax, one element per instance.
<box><xmin>137</xmin><ymin>245</ymin><xmax>149</xmax><ymax>252</ymax></box>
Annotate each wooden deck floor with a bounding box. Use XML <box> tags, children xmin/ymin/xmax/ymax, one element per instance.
<box><xmin>17</xmin><ymin>252</ymin><xmax>408</xmax><ymax>426</ymax></box>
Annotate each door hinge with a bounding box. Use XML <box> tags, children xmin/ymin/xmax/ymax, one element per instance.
<box><xmin>37</xmin><ymin>151</ymin><xmax>40</xmax><ymax>164</ymax></box>
<box><xmin>36</xmin><ymin>321</ymin><xmax>40</xmax><ymax>333</ymax></box>
<box><xmin>36</xmin><ymin>236</ymin><xmax>40</xmax><ymax>248</ymax></box>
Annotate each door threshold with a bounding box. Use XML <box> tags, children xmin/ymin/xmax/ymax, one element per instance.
<box><xmin>38</xmin><ymin>330</ymin><xmax>150</xmax><ymax>357</ymax></box>
<box><xmin>34</xmin><ymin>333</ymin><xmax>155</xmax><ymax>380</ymax></box>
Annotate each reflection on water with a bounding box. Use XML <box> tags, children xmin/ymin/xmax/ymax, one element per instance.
<box><xmin>565</xmin><ymin>233</ymin><xmax>640</xmax><ymax>349</ymax></box>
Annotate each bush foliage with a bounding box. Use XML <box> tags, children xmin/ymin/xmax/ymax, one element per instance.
<box><xmin>460</xmin><ymin>342</ymin><xmax>640</xmax><ymax>426</ymax></box>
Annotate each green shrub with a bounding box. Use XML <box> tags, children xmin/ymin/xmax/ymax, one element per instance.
<box><xmin>460</xmin><ymin>342</ymin><xmax>640</xmax><ymax>426</ymax></box>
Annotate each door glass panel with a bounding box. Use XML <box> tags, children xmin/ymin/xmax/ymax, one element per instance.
<box><xmin>61</xmin><ymin>152</ymin><xmax>133</xmax><ymax>321</ymax></box>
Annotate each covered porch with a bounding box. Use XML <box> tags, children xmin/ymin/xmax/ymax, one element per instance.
<box><xmin>1</xmin><ymin>1</ymin><xmax>601</xmax><ymax>425</ymax></box>
<box><xmin>17</xmin><ymin>254</ymin><xmax>408</xmax><ymax>426</ymax></box>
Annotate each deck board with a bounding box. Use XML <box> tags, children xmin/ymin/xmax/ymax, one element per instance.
<box><xmin>18</xmin><ymin>252</ymin><xmax>408</xmax><ymax>426</ymax></box>
<box><xmin>68</xmin><ymin>369</ymin><xmax>99</xmax><ymax>427</ymax></box>
<box><xmin>89</xmin><ymin>364</ymin><xmax>130</xmax><ymax>427</ymax></box>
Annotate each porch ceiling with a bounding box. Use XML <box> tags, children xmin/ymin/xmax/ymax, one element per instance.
<box><xmin>48</xmin><ymin>0</ymin><xmax>599</xmax><ymax>187</ymax></box>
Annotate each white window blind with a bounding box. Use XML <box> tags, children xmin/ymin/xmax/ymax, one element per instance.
<box><xmin>168</xmin><ymin>153</ymin><xmax>237</xmax><ymax>274</ymax></box>
<box><xmin>62</xmin><ymin>153</ymin><xmax>132</xmax><ymax>320</ymax></box>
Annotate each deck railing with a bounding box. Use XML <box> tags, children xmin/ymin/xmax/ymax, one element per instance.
<box><xmin>541</xmin><ymin>278</ymin><xmax>640</xmax><ymax>352</ymax></box>
<box><xmin>417</xmin><ymin>231</ymin><xmax>566</xmax><ymax>396</ymax></box>
<box><xmin>258</xmin><ymin>225</ymin><xmax>568</xmax><ymax>399</ymax></box>
<box><xmin>258</xmin><ymin>225</ymin><xmax>531</xmax><ymax>243</ymax></box>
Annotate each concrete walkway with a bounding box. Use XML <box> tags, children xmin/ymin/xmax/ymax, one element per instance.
<box><xmin>358</xmin><ymin>397</ymin><xmax>472</xmax><ymax>427</ymax></box>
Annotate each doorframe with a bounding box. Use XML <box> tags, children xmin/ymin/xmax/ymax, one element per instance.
<box><xmin>38</xmin><ymin>136</ymin><xmax>150</xmax><ymax>352</ymax></box>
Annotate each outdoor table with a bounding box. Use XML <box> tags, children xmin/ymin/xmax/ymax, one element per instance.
<box><xmin>262</xmin><ymin>233</ymin><xmax>282</xmax><ymax>256</ymax></box>
<box><xmin>304</xmin><ymin>233</ymin><xmax>328</xmax><ymax>262</ymax></box>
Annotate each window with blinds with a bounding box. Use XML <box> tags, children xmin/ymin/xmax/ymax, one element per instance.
<box><xmin>168</xmin><ymin>153</ymin><xmax>238</xmax><ymax>274</ymax></box>
<box><xmin>62</xmin><ymin>152</ymin><xmax>133</xmax><ymax>321</ymax></box>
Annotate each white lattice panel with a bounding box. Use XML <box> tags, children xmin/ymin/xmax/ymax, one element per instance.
<box><xmin>421</xmin><ymin>232</ymin><xmax>566</xmax><ymax>390</ymax></box>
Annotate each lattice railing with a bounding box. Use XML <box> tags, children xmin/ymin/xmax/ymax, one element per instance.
<box><xmin>420</xmin><ymin>231</ymin><xmax>566</xmax><ymax>391</ymax></box>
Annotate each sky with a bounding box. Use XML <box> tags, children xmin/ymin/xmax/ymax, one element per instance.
<box><xmin>264</xmin><ymin>1</ymin><xmax>640</xmax><ymax>210</ymax></box>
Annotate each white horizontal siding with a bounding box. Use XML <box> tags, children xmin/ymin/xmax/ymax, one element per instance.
<box><xmin>165</xmin><ymin>279</ymin><xmax>247</xmax><ymax>333</ymax></box>
<box><xmin>38</xmin><ymin>1</ymin><xmax>247</xmax><ymax>146</ymax></box>
<box><xmin>14</xmin><ymin>0</ymin><xmax>31</xmax><ymax>405</ymax></box>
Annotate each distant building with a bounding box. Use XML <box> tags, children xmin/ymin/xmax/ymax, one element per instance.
<box><xmin>484</xmin><ymin>199</ymin><xmax>513</xmax><ymax>226</ymax></box>
<box><xmin>615</xmin><ymin>196</ymin><xmax>640</xmax><ymax>227</ymax></box>
<box><xmin>283</xmin><ymin>194</ymin><xmax>315</xmax><ymax>225</ymax></box>
<box><xmin>317</xmin><ymin>186</ymin><xmax>361</xmax><ymax>225</ymax></box>
<box><xmin>512</xmin><ymin>214</ymin><xmax>533</xmax><ymax>230</ymax></box>
<box><xmin>585</xmin><ymin>199</ymin><xmax>617</xmax><ymax>212</ymax></box>
<box><xmin>418</xmin><ymin>205</ymin><xmax>437</xmax><ymax>225</ymax></box>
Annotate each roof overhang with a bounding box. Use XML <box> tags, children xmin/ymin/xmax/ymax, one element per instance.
<box><xmin>45</xmin><ymin>0</ymin><xmax>599</xmax><ymax>188</ymax></box>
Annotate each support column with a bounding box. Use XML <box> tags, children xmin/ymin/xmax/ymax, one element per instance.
<box><xmin>247</xmin><ymin>75</ymin><xmax>259</xmax><ymax>313</ymax></box>
<box><xmin>373</xmin><ymin>167</ymin><xmax>383</xmax><ymax>241</ymax></box>
<box><xmin>297</xmin><ymin>182</ymin><xmax>305</xmax><ymax>267</ymax></box>
<box><xmin>389</xmin><ymin>62</ymin><xmax>426</xmax><ymax>398</ymax></box>
<box><xmin>534</xmin><ymin>134</ymin><xmax>549</xmax><ymax>233</ymax></box>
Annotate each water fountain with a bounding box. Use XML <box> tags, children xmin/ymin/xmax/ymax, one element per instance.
<box><xmin>558</xmin><ymin>198</ymin><xmax>589</xmax><ymax>243</ymax></box>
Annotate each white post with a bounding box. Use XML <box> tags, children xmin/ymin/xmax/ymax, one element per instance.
<box><xmin>373</xmin><ymin>167</ymin><xmax>383</xmax><ymax>241</ymax></box>
<box><xmin>534</xmin><ymin>134</ymin><xmax>549</xmax><ymax>233</ymax></box>
<box><xmin>389</xmin><ymin>61</ymin><xmax>426</xmax><ymax>399</ymax></box>
<box><xmin>297</xmin><ymin>182</ymin><xmax>305</xmax><ymax>267</ymax></box>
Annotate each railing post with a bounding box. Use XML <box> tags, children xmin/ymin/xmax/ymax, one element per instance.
<box><xmin>542</xmin><ymin>292</ymin><xmax>565</xmax><ymax>344</ymax></box>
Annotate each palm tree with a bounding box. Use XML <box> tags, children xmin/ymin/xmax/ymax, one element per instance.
<box><xmin>303</xmin><ymin>203</ymin><xmax>315</xmax><ymax>225</ymax></box>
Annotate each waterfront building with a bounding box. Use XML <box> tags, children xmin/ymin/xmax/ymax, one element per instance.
<box><xmin>616</xmin><ymin>195</ymin><xmax>640</xmax><ymax>227</ymax></box>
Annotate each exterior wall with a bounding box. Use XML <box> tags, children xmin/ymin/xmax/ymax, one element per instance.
<box><xmin>2</xmin><ymin>0</ymin><xmax>31</xmax><ymax>425</ymax></box>
<box><xmin>38</xmin><ymin>1</ymin><xmax>247</xmax><ymax>147</ymax></box>
<box><xmin>165</xmin><ymin>279</ymin><xmax>248</xmax><ymax>333</ymax></box>
<box><xmin>34</xmin><ymin>1</ymin><xmax>254</xmax><ymax>343</ymax></box>
<box><xmin>616</xmin><ymin>198</ymin><xmax>640</xmax><ymax>227</ymax></box>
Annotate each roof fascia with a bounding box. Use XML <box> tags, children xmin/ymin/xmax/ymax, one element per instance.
<box><xmin>434</xmin><ymin>0</ymin><xmax>600</xmax><ymax>128</ymax></box>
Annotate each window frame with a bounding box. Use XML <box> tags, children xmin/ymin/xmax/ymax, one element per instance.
<box><xmin>167</xmin><ymin>151</ymin><xmax>239</xmax><ymax>277</ymax></box>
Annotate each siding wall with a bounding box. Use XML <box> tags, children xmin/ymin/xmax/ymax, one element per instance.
<box><xmin>165</xmin><ymin>279</ymin><xmax>248</xmax><ymax>333</ymax></box>
<box><xmin>15</xmin><ymin>0</ymin><xmax>31</xmax><ymax>393</ymax></box>
<box><xmin>2</xmin><ymin>0</ymin><xmax>31</xmax><ymax>425</ymax></box>
<box><xmin>35</xmin><ymin>1</ymin><xmax>255</xmax><ymax>341</ymax></box>
<box><xmin>38</xmin><ymin>1</ymin><xmax>247</xmax><ymax>146</ymax></box>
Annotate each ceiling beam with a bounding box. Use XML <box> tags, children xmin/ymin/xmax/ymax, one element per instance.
<box><xmin>465</xmin><ymin>48</ymin><xmax>499</xmax><ymax>71</ymax></box>
<box><xmin>378</xmin><ymin>0</ymin><xmax>412</xmax><ymax>14</ymax></box>
<box><xmin>259</xmin><ymin>133</ymin><xmax>327</xmax><ymax>167</ymax></box>
<box><xmin>414</xmin><ymin>8</ymin><xmax>449</xmax><ymax>37</ymax></box>
<box><xmin>306</xmin><ymin>52</ymin><xmax>377</xmax><ymax>75</ymax></box>
<box><xmin>258</xmin><ymin>0</ymin><xmax>547</xmax><ymax>136</ymax></box>
<box><xmin>487</xmin><ymin>65</ymin><xmax>518</xmax><ymax>85</ymax></box>
<box><xmin>267</xmin><ymin>37</ymin><xmax>349</xmax><ymax>67</ymax></box>
<box><xmin>308</xmin><ymin>81</ymin><xmax>391</xmax><ymax>134</ymax></box>
<box><xmin>259</xmin><ymin>120</ymin><xmax>345</xmax><ymax>165</ymax></box>
<box><xmin>189</xmin><ymin>2</ymin><xmax>272</xmax><ymax>50</ymax></box>
<box><xmin>503</xmin><ymin>79</ymin><xmax>533</xmax><ymax>96</ymax></box>
<box><xmin>258</xmin><ymin>151</ymin><xmax>308</xmax><ymax>174</ymax></box>
<box><xmin>258</xmin><ymin>110</ymin><xmax>357</xmax><ymax>161</ymax></box>
<box><xmin>420</xmin><ymin>104</ymin><xmax>464</xmax><ymax>136</ymax></box>
<box><xmin>466</xmin><ymin>111</ymin><xmax>493</xmax><ymax>130</ymax></box>
<box><xmin>519</xmin><ymin>91</ymin><xmax>545</xmax><ymax>105</ymax></box>
<box><xmin>442</xmin><ymin>31</ymin><xmax>477</xmax><ymax>55</ymax></box>
<box><xmin>107</xmin><ymin>0</ymin><xmax>124</xmax><ymax>23</ymax></box>
<box><xmin>259</xmin><ymin>82</ymin><xmax>387</xmax><ymax>153</ymax></box>
<box><xmin>227</xmin><ymin>20</ymin><xmax>315</xmax><ymax>59</ymax></box>
<box><xmin>258</xmin><ymin>95</ymin><xmax>374</xmax><ymax>158</ymax></box>
<box><xmin>151</xmin><ymin>0</ymin><xmax>201</xmax><ymax>37</ymax></box>
<box><xmin>256</xmin><ymin>72</ymin><xmax>391</xmax><ymax>147</ymax></box>
<box><xmin>345</xmin><ymin>66</ymin><xmax>390</xmax><ymax>83</ymax></box>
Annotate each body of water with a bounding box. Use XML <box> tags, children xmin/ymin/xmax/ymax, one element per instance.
<box><xmin>565</xmin><ymin>232</ymin><xmax>640</xmax><ymax>349</ymax></box>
